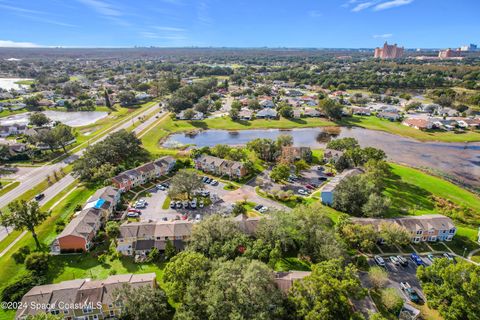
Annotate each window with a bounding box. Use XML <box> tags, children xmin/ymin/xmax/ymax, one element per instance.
<box><xmin>50</xmin><ymin>310</ymin><xmax>60</xmax><ymax>315</ymax></box>
<box><xmin>110</xmin><ymin>310</ymin><xmax>115</xmax><ymax>316</ymax></box>
<box><xmin>414</xmin><ymin>237</ymin><xmax>420</xmax><ymax>242</ymax></box>
<box><xmin>416</xmin><ymin>230</ymin><xmax>422</xmax><ymax>235</ymax></box>
<box><xmin>449</xmin><ymin>228</ymin><xmax>456</xmax><ymax>234</ymax></box>
<box><xmin>83</xmin><ymin>306</ymin><xmax>93</xmax><ymax>314</ymax></box>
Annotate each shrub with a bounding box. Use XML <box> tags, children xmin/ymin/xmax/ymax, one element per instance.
<box><xmin>12</xmin><ymin>246</ymin><xmax>31</xmax><ymax>264</ymax></box>
<box><xmin>1</xmin><ymin>273</ymin><xmax>46</xmax><ymax>302</ymax></box>
<box><xmin>24</xmin><ymin>252</ymin><xmax>49</xmax><ymax>274</ymax></box>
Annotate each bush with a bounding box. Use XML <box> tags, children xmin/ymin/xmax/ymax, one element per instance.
<box><xmin>12</xmin><ymin>246</ymin><xmax>31</xmax><ymax>264</ymax></box>
<box><xmin>380</xmin><ymin>288</ymin><xmax>403</xmax><ymax>314</ymax></box>
<box><xmin>55</xmin><ymin>220</ymin><xmax>66</xmax><ymax>233</ymax></box>
<box><xmin>352</xmin><ymin>255</ymin><xmax>369</xmax><ymax>271</ymax></box>
<box><xmin>1</xmin><ymin>273</ymin><xmax>46</xmax><ymax>302</ymax></box>
<box><xmin>24</xmin><ymin>252</ymin><xmax>49</xmax><ymax>274</ymax></box>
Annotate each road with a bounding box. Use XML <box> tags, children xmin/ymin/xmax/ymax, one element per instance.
<box><xmin>0</xmin><ymin>103</ymin><xmax>163</xmax><ymax>241</ymax></box>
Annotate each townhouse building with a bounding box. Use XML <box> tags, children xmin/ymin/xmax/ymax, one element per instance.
<box><xmin>352</xmin><ymin>214</ymin><xmax>456</xmax><ymax>243</ymax></box>
<box><xmin>111</xmin><ymin>156</ymin><xmax>176</xmax><ymax>191</ymax></box>
<box><xmin>15</xmin><ymin>273</ymin><xmax>156</xmax><ymax>320</ymax></box>
<box><xmin>194</xmin><ymin>154</ymin><xmax>248</xmax><ymax>179</ymax></box>
<box><xmin>116</xmin><ymin>220</ymin><xmax>193</xmax><ymax>256</ymax></box>
<box><xmin>321</xmin><ymin>168</ymin><xmax>363</xmax><ymax>205</ymax></box>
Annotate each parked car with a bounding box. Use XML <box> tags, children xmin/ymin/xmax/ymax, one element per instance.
<box><xmin>175</xmin><ymin>201</ymin><xmax>183</xmax><ymax>209</ymax></box>
<box><xmin>34</xmin><ymin>193</ymin><xmax>45</xmax><ymax>201</ymax></box>
<box><xmin>195</xmin><ymin>214</ymin><xmax>202</xmax><ymax>222</ymax></box>
<box><xmin>134</xmin><ymin>202</ymin><xmax>146</xmax><ymax>209</ymax></box>
<box><xmin>325</xmin><ymin>172</ymin><xmax>333</xmax><ymax>177</ymax></box>
<box><xmin>400</xmin><ymin>282</ymin><xmax>421</xmax><ymax>303</ymax></box>
<box><xmin>298</xmin><ymin>189</ymin><xmax>308</xmax><ymax>196</ymax></box>
<box><xmin>183</xmin><ymin>201</ymin><xmax>189</xmax><ymax>209</ymax></box>
<box><xmin>390</xmin><ymin>256</ymin><xmax>400</xmax><ymax>265</ymax></box>
<box><xmin>305</xmin><ymin>184</ymin><xmax>315</xmax><ymax>190</ymax></box>
<box><xmin>397</xmin><ymin>255</ymin><xmax>408</xmax><ymax>267</ymax></box>
<box><xmin>170</xmin><ymin>201</ymin><xmax>176</xmax><ymax>209</ymax></box>
<box><xmin>128</xmin><ymin>208</ymin><xmax>141</xmax><ymax>214</ymax></box>
<box><xmin>427</xmin><ymin>254</ymin><xmax>436</xmax><ymax>263</ymax></box>
<box><xmin>317</xmin><ymin>166</ymin><xmax>324</xmax><ymax>171</ymax></box>
<box><xmin>181</xmin><ymin>215</ymin><xmax>188</xmax><ymax>220</ymax></box>
<box><xmin>199</xmin><ymin>200</ymin><xmax>204</xmax><ymax>208</ymax></box>
<box><xmin>318</xmin><ymin>176</ymin><xmax>328</xmax><ymax>181</ymax></box>
<box><xmin>202</xmin><ymin>176</ymin><xmax>209</xmax><ymax>183</ymax></box>
<box><xmin>190</xmin><ymin>200</ymin><xmax>197</xmax><ymax>209</ymax></box>
<box><xmin>374</xmin><ymin>255</ymin><xmax>386</xmax><ymax>267</ymax></box>
<box><xmin>410</xmin><ymin>253</ymin><xmax>425</xmax><ymax>266</ymax></box>
<box><xmin>205</xmin><ymin>178</ymin><xmax>212</xmax><ymax>184</ymax></box>
<box><xmin>162</xmin><ymin>217</ymin><xmax>168</xmax><ymax>221</ymax></box>
<box><xmin>210</xmin><ymin>179</ymin><xmax>219</xmax><ymax>186</ymax></box>
<box><xmin>127</xmin><ymin>212</ymin><xmax>139</xmax><ymax>218</ymax></box>
<box><xmin>254</xmin><ymin>204</ymin><xmax>263</xmax><ymax>212</ymax></box>
<box><xmin>259</xmin><ymin>206</ymin><xmax>268</xmax><ymax>213</ymax></box>
<box><xmin>157</xmin><ymin>184</ymin><xmax>165</xmax><ymax>191</ymax></box>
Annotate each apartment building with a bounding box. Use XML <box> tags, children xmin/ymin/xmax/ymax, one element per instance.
<box><xmin>374</xmin><ymin>42</ymin><xmax>404</xmax><ymax>59</ymax></box>
<box><xmin>15</xmin><ymin>273</ymin><xmax>156</xmax><ymax>320</ymax></box>
<box><xmin>194</xmin><ymin>154</ymin><xmax>248</xmax><ymax>179</ymax></box>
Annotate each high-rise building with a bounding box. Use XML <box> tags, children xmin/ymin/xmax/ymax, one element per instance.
<box><xmin>460</xmin><ymin>44</ymin><xmax>478</xmax><ymax>51</ymax></box>
<box><xmin>374</xmin><ymin>42</ymin><xmax>404</xmax><ymax>59</ymax></box>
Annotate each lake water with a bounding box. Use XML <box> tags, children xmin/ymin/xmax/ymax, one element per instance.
<box><xmin>164</xmin><ymin>127</ymin><xmax>480</xmax><ymax>188</ymax></box>
<box><xmin>0</xmin><ymin>78</ymin><xmax>33</xmax><ymax>91</ymax></box>
<box><xmin>0</xmin><ymin>110</ymin><xmax>108</xmax><ymax>127</ymax></box>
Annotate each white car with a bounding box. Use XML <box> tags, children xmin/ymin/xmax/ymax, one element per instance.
<box><xmin>390</xmin><ymin>256</ymin><xmax>400</xmax><ymax>265</ymax></box>
<box><xmin>259</xmin><ymin>206</ymin><xmax>268</xmax><ymax>213</ymax></box>
<box><xmin>298</xmin><ymin>189</ymin><xmax>308</xmax><ymax>196</ymax></box>
<box><xmin>127</xmin><ymin>212</ymin><xmax>139</xmax><ymax>218</ymax></box>
<box><xmin>194</xmin><ymin>214</ymin><xmax>202</xmax><ymax>222</ymax></box>
<box><xmin>374</xmin><ymin>255</ymin><xmax>386</xmax><ymax>267</ymax></box>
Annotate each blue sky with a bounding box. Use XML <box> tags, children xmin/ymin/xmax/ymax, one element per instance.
<box><xmin>0</xmin><ymin>0</ymin><xmax>478</xmax><ymax>48</ymax></box>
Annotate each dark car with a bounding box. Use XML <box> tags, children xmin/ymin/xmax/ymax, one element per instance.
<box><xmin>410</xmin><ymin>253</ymin><xmax>425</xmax><ymax>266</ymax></box>
<box><xmin>318</xmin><ymin>177</ymin><xmax>328</xmax><ymax>181</ymax></box>
<box><xmin>34</xmin><ymin>193</ymin><xmax>45</xmax><ymax>201</ymax></box>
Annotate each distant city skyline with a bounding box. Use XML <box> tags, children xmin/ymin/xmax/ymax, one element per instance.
<box><xmin>0</xmin><ymin>0</ymin><xmax>478</xmax><ymax>48</ymax></box>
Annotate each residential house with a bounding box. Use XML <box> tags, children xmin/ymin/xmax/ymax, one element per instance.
<box><xmin>117</xmin><ymin>220</ymin><xmax>193</xmax><ymax>256</ymax></box>
<box><xmin>293</xmin><ymin>109</ymin><xmax>302</xmax><ymax>118</ymax></box>
<box><xmin>0</xmin><ymin>124</ymin><xmax>27</xmax><ymax>137</ymax></box>
<box><xmin>454</xmin><ymin>117</ymin><xmax>480</xmax><ymax>129</ymax></box>
<box><xmin>238</xmin><ymin>108</ymin><xmax>254</xmax><ymax>120</ymax></box>
<box><xmin>176</xmin><ymin>110</ymin><xmax>204</xmax><ymax>120</ymax></box>
<box><xmin>85</xmin><ymin>186</ymin><xmax>121</xmax><ymax>218</ymax></box>
<box><xmin>286</xmin><ymin>89</ymin><xmax>303</xmax><ymax>97</ymax></box>
<box><xmin>402</xmin><ymin>118</ymin><xmax>433</xmax><ymax>130</ymax></box>
<box><xmin>194</xmin><ymin>154</ymin><xmax>248</xmax><ymax>179</ymax></box>
<box><xmin>256</xmin><ymin>108</ymin><xmax>278</xmax><ymax>119</ymax></box>
<box><xmin>15</xmin><ymin>273</ymin><xmax>157</xmax><ymax>320</ymax></box>
<box><xmin>281</xmin><ymin>146</ymin><xmax>312</xmax><ymax>163</ymax></box>
<box><xmin>303</xmin><ymin>107</ymin><xmax>322</xmax><ymax>117</ymax></box>
<box><xmin>259</xmin><ymin>99</ymin><xmax>275</xmax><ymax>108</ymax></box>
<box><xmin>352</xmin><ymin>107</ymin><xmax>371</xmax><ymax>116</ymax></box>
<box><xmin>274</xmin><ymin>271</ymin><xmax>311</xmax><ymax>293</ymax></box>
<box><xmin>321</xmin><ymin>168</ymin><xmax>363</xmax><ymax>205</ymax></box>
<box><xmin>234</xmin><ymin>214</ymin><xmax>261</xmax><ymax>236</ymax></box>
<box><xmin>112</xmin><ymin>156</ymin><xmax>176</xmax><ymax>192</ymax></box>
<box><xmin>351</xmin><ymin>214</ymin><xmax>456</xmax><ymax>243</ymax></box>
<box><xmin>377</xmin><ymin>112</ymin><xmax>401</xmax><ymax>121</ymax></box>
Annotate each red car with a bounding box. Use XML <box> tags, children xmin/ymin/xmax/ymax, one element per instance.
<box><xmin>305</xmin><ymin>184</ymin><xmax>315</xmax><ymax>190</ymax></box>
<box><xmin>181</xmin><ymin>215</ymin><xmax>188</xmax><ymax>220</ymax></box>
<box><xmin>326</xmin><ymin>172</ymin><xmax>334</xmax><ymax>177</ymax></box>
<box><xmin>128</xmin><ymin>208</ymin><xmax>141</xmax><ymax>213</ymax></box>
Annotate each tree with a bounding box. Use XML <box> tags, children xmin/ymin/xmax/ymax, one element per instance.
<box><xmin>201</xmin><ymin>258</ymin><xmax>285</xmax><ymax>320</ymax></box>
<box><xmin>368</xmin><ymin>267</ymin><xmax>389</xmax><ymax>289</ymax></box>
<box><xmin>338</xmin><ymin>221</ymin><xmax>377</xmax><ymax>252</ymax></box>
<box><xmin>417</xmin><ymin>259</ymin><xmax>480</xmax><ymax>320</ymax></box>
<box><xmin>29</xmin><ymin>112</ymin><xmax>50</xmax><ymax>127</ymax></box>
<box><xmin>319</xmin><ymin>98</ymin><xmax>343</xmax><ymax>120</ymax></box>
<box><xmin>333</xmin><ymin>175</ymin><xmax>370</xmax><ymax>215</ymax></box>
<box><xmin>278</xmin><ymin>103</ymin><xmax>294</xmax><ymax>118</ymax></box>
<box><xmin>168</xmin><ymin>170</ymin><xmax>203</xmax><ymax>200</ymax></box>
<box><xmin>163</xmin><ymin>251</ymin><xmax>211</xmax><ymax>302</ymax></box>
<box><xmin>379</xmin><ymin>222</ymin><xmax>410</xmax><ymax>247</ymax></box>
<box><xmin>183</xmin><ymin>108</ymin><xmax>196</xmax><ymax>120</ymax></box>
<box><xmin>34</xmin><ymin>129</ymin><xmax>57</xmax><ymax>153</ymax></box>
<box><xmin>1</xmin><ymin>200</ymin><xmax>49</xmax><ymax>249</ymax></box>
<box><xmin>362</xmin><ymin>193</ymin><xmax>390</xmax><ymax>217</ymax></box>
<box><xmin>118</xmin><ymin>90</ymin><xmax>136</xmax><ymax>106</ymax></box>
<box><xmin>276</xmin><ymin>134</ymin><xmax>293</xmax><ymax>148</ymax></box>
<box><xmin>270</xmin><ymin>164</ymin><xmax>290</xmax><ymax>182</ymax></box>
<box><xmin>289</xmin><ymin>259</ymin><xmax>364</xmax><ymax>320</ymax></box>
<box><xmin>25</xmin><ymin>313</ymin><xmax>63</xmax><ymax>320</ymax></box>
<box><xmin>52</xmin><ymin>124</ymin><xmax>75</xmax><ymax>154</ymax></box>
<box><xmin>380</xmin><ymin>288</ymin><xmax>404</xmax><ymax>314</ymax></box>
<box><xmin>229</xmin><ymin>107</ymin><xmax>239</xmax><ymax>120</ymax></box>
<box><xmin>105</xmin><ymin>221</ymin><xmax>119</xmax><ymax>239</ymax></box>
<box><xmin>232</xmin><ymin>203</ymin><xmax>247</xmax><ymax>216</ymax></box>
<box><xmin>164</xmin><ymin>238</ymin><xmax>177</xmax><ymax>261</ymax></box>
<box><xmin>23</xmin><ymin>95</ymin><xmax>41</xmax><ymax>110</ymax></box>
<box><xmin>327</xmin><ymin>137</ymin><xmax>359</xmax><ymax>151</ymax></box>
<box><xmin>113</xmin><ymin>284</ymin><xmax>173</xmax><ymax>320</ymax></box>
<box><xmin>188</xmin><ymin>215</ymin><xmax>250</xmax><ymax>259</ymax></box>
<box><xmin>246</xmin><ymin>138</ymin><xmax>279</xmax><ymax>162</ymax></box>
<box><xmin>24</xmin><ymin>252</ymin><xmax>49</xmax><ymax>274</ymax></box>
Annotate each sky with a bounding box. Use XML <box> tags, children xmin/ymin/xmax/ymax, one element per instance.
<box><xmin>0</xmin><ymin>0</ymin><xmax>478</xmax><ymax>48</ymax></box>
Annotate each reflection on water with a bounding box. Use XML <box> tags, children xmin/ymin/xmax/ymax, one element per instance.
<box><xmin>163</xmin><ymin>127</ymin><xmax>480</xmax><ymax>188</ymax></box>
<box><xmin>0</xmin><ymin>110</ymin><xmax>108</xmax><ymax>127</ymax></box>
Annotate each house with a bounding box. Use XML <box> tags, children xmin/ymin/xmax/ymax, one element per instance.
<box><xmin>377</xmin><ymin>112</ymin><xmax>401</xmax><ymax>121</ymax></box>
<box><xmin>112</xmin><ymin>156</ymin><xmax>176</xmax><ymax>192</ymax></box>
<box><xmin>286</xmin><ymin>89</ymin><xmax>303</xmax><ymax>97</ymax></box>
<box><xmin>352</xmin><ymin>107</ymin><xmax>371</xmax><ymax>116</ymax></box>
<box><xmin>176</xmin><ymin>110</ymin><xmax>204</xmax><ymax>120</ymax></box>
<box><xmin>281</xmin><ymin>146</ymin><xmax>312</xmax><ymax>163</ymax></box>
<box><xmin>15</xmin><ymin>273</ymin><xmax>157</xmax><ymax>320</ymax></box>
<box><xmin>323</xmin><ymin>148</ymin><xmax>344</xmax><ymax>163</ymax></box>
<box><xmin>0</xmin><ymin>124</ymin><xmax>27</xmax><ymax>137</ymax></box>
<box><xmin>238</xmin><ymin>108</ymin><xmax>254</xmax><ymax>120</ymax></box>
<box><xmin>194</xmin><ymin>154</ymin><xmax>248</xmax><ymax>179</ymax></box>
<box><xmin>351</xmin><ymin>214</ymin><xmax>456</xmax><ymax>243</ymax></box>
<box><xmin>293</xmin><ymin>109</ymin><xmax>302</xmax><ymax>118</ymax></box>
<box><xmin>274</xmin><ymin>271</ymin><xmax>311</xmax><ymax>293</ymax></box>
<box><xmin>303</xmin><ymin>107</ymin><xmax>322</xmax><ymax>117</ymax></box>
<box><xmin>85</xmin><ymin>186</ymin><xmax>121</xmax><ymax>218</ymax></box>
<box><xmin>233</xmin><ymin>214</ymin><xmax>262</xmax><ymax>236</ymax></box>
<box><xmin>321</xmin><ymin>168</ymin><xmax>363</xmax><ymax>205</ymax></box>
<box><xmin>117</xmin><ymin>220</ymin><xmax>193</xmax><ymax>256</ymax></box>
<box><xmin>402</xmin><ymin>118</ymin><xmax>433</xmax><ymax>130</ymax></box>
<box><xmin>256</xmin><ymin>108</ymin><xmax>278</xmax><ymax>119</ymax></box>
<box><xmin>454</xmin><ymin>117</ymin><xmax>480</xmax><ymax>128</ymax></box>
<box><xmin>259</xmin><ymin>99</ymin><xmax>275</xmax><ymax>108</ymax></box>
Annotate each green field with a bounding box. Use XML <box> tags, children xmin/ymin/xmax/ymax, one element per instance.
<box><xmin>0</xmin><ymin>181</ymin><xmax>19</xmax><ymax>197</ymax></box>
<box><xmin>340</xmin><ymin>116</ymin><xmax>480</xmax><ymax>142</ymax></box>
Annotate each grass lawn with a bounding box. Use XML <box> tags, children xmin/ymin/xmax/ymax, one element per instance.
<box><xmin>274</xmin><ymin>257</ymin><xmax>311</xmax><ymax>272</ymax></box>
<box><xmin>384</xmin><ymin>163</ymin><xmax>480</xmax><ymax>216</ymax></box>
<box><xmin>0</xmin><ymin>181</ymin><xmax>19</xmax><ymax>197</ymax></box>
<box><xmin>340</xmin><ymin>115</ymin><xmax>480</xmax><ymax>142</ymax></box>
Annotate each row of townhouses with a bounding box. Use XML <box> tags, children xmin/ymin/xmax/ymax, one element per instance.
<box><xmin>15</xmin><ymin>273</ymin><xmax>157</xmax><ymax>320</ymax></box>
<box><xmin>53</xmin><ymin>186</ymin><xmax>121</xmax><ymax>253</ymax></box>
<box><xmin>194</xmin><ymin>154</ymin><xmax>248</xmax><ymax>179</ymax></box>
<box><xmin>111</xmin><ymin>156</ymin><xmax>176</xmax><ymax>192</ymax></box>
<box><xmin>352</xmin><ymin>214</ymin><xmax>457</xmax><ymax>243</ymax></box>
<box><xmin>117</xmin><ymin>214</ymin><xmax>261</xmax><ymax>257</ymax></box>
<box><xmin>321</xmin><ymin>168</ymin><xmax>364</xmax><ymax>205</ymax></box>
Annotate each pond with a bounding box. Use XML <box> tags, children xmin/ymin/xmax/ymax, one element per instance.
<box><xmin>0</xmin><ymin>78</ymin><xmax>33</xmax><ymax>91</ymax></box>
<box><xmin>163</xmin><ymin>127</ymin><xmax>480</xmax><ymax>188</ymax></box>
<box><xmin>0</xmin><ymin>110</ymin><xmax>108</xmax><ymax>127</ymax></box>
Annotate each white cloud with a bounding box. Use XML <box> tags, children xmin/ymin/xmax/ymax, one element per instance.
<box><xmin>352</xmin><ymin>1</ymin><xmax>375</xmax><ymax>12</ymax></box>
<box><xmin>373</xmin><ymin>33</ymin><xmax>393</xmax><ymax>38</ymax></box>
<box><xmin>309</xmin><ymin>10</ymin><xmax>323</xmax><ymax>18</ymax></box>
<box><xmin>77</xmin><ymin>0</ymin><xmax>121</xmax><ymax>16</ymax></box>
<box><xmin>0</xmin><ymin>3</ymin><xmax>47</xmax><ymax>15</ymax></box>
<box><xmin>373</xmin><ymin>0</ymin><xmax>414</xmax><ymax>11</ymax></box>
<box><xmin>0</xmin><ymin>40</ymin><xmax>41</xmax><ymax>48</ymax></box>
<box><xmin>154</xmin><ymin>26</ymin><xmax>185</xmax><ymax>32</ymax></box>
